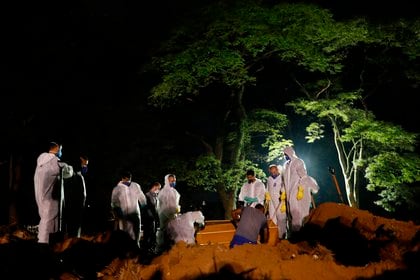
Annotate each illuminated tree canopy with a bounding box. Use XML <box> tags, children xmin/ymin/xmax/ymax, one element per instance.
<box><xmin>147</xmin><ymin>0</ymin><xmax>419</xmax><ymax>216</ymax></box>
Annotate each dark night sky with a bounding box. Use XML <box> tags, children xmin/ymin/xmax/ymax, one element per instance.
<box><xmin>3</xmin><ymin>0</ymin><xmax>417</xmax><ymax>126</ymax></box>
<box><xmin>1</xmin><ymin>1</ymin><xmax>418</xmax><ymax>224</ymax></box>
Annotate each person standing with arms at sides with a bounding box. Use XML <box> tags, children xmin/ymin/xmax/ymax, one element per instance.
<box><xmin>282</xmin><ymin>146</ymin><xmax>319</xmax><ymax>238</ymax></box>
<box><xmin>142</xmin><ymin>181</ymin><xmax>161</xmax><ymax>253</ymax></box>
<box><xmin>34</xmin><ymin>141</ymin><xmax>71</xmax><ymax>245</ymax></box>
<box><xmin>63</xmin><ymin>154</ymin><xmax>89</xmax><ymax>238</ymax></box>
<box><xmin>156</xmin><ymin>174</ymin><xmax>180</xmax><ymax>253</ymax></box>
<box><xmin>238</xmin><ymin>169</ymin><xmax>266</xmax><ymax>208</ymax></box>
<box><xmin>111</xmin><ymin>170</ymin><xmax>147</xmax><ymax>248</ymax></box>
<box><xmin>266</xmin><ymin>164</ymin><xmax>287</xmax><ymax>239</ymax></box>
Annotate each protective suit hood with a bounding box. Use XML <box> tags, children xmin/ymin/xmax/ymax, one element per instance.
<box><xmin>283</xmin><ymin>146</ymin><xmax>297</xmax><ymax>159</ymax></box>
<box><xmin>37</xmin><ymin>153</ymin><xmax>56</xmax><ymax>167</ymax></box>
<box><xmin>164</xmin><ymin>174</ymin><xmax>175</xmax><ymax>188</ymax></box>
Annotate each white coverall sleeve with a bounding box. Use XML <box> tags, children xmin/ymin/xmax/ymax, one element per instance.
<box><xmin>111</xmin><ymin>187</ymin><xmax>120</xmax><ymax>209</ymax></box>
<box><xmin>136</xmin><ymin>184</ymin><xmax>147</xmax><ymax>207</ymax></box>
<box><xmin>256</xmin><ymin>181</ymin><xmax>266</xmax><ymax>205</ymax></box>
<box><xmin>296</xmin><ymin>160</ymin><xmax>307</xmax><ymax>183</ymax></box>
<box><xmin>238</xmin><ymin>184</ymin><xmax>246</xmax><ymax>202</ymax></box>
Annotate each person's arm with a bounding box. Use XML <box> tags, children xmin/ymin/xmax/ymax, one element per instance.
<box><xmin>238</xmin><ymin>185</ymin><xmax>245</xmax><ymax>202</ymax></box>
<box><xmin>257</xmin><ymin>182</ymin><xmax>266</xmax><ymax>204</ymax></box>
<box><xmin>259</xmin><ymin>222</ymin><xmax>269</xmax><ymax>243</ymax></box>
<box><xmin>137</xmin><ymin>184</ymin><xmax>147</xmax><ymax>207</ymax></box>
<box><xmin>231</xmin><ymin>207</ymin><xmax>242</xmax><ymax>220</ymax></box>
<box><xmin>296</xmin><ymin>159</ymin><xmax>308</xmax><ymax>181</ymax></box>
<box><xmin>175</xmin><ymin>189</ymin><xmax>181</xmax><ymax>213</ymax></box>
<box><xmin>111</xmin><ymin>188</ymin><xmax>123</xmax><ymax>218</ymax></box>
<box><xmin>261</xmin><ymin>226</ymin><xmax>269</xmax><ymax>243</ymax></box>
<box><xmin>231</xmin><ymin>207</ymin><xmax>242</xmax><ymax>228</ymax></box>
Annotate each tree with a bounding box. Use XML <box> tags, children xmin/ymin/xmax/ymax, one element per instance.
<box><xmin>365</xmin><ymin>152</ymin><xmax>420</xmax><ymax>217</ymax></box>
<box><xmin>146</xmin><ymin>1</ymin><xmax>377</xmax><ymax>217</ymax></box>
<box><xmin>289</xmin><ymin>92</ymin><xmax>419</xmax><ymax>209</ymax></box>
<box><xmin>286</xmin><ymin>12</ymin><xmax>420</xmax><ymax>213</ymax></box>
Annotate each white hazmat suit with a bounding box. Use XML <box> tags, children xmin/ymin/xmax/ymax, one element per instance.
<box><xmin>282</xmin><ymin>146</ymin><xmax>319</xmax><ymax>235</ymax></box>
<box><xmin>167</xmin><ymin>211</ymin><xmax>205</xmax><ymax>245</ymax></box>
<box><xmin>156</xmin><ymin>174</ymin><xmax>181</xmax><ymax>251</ymax></box>
<box><xmin>111</xmin><ymin>180</ymin><xmax>147</xmax><ymax>247</ymax></box>
<box><xmin>34</xmin><ymin>152</ymin><xmax>69</xmax><ymax>244</ymax></box>
<box><xmin>238</xmin><ymin>178</ymin><xmax>266</xmax><ymax>207</ymax></box>
<box><xmin>266</xmin><ymin>166</ymin><xmax>287</xmax><ymax>239</ymax></box>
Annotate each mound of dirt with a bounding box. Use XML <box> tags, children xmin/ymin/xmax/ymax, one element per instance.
<box><xmin>0</xmin><ymin>202</ymin><xmax>419</xmax><ymax>280</ymax></box>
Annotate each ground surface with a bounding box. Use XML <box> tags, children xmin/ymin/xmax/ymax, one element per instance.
<box><xmin>0</xmin><ymin>202</ymin><xmax>419</xmax><ymax>279</ymax></box>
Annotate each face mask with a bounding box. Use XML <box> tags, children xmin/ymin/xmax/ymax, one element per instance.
<box><xmin>248</xmin><ymin>179</ymin><xmax>255</xmax><ymax>184</ymax></box>
<box><xmin>170</xmin><ymin>182</ymin><xmax>176</xmax><ymax>188</ymax></box>
<box><xmin>122</xmin><ymin>181</ymin><xmax>131</xmax><ymax>187</ymax></box>
<box><xmin>271</xmin><ymin>174</ymin><xmax>278</xmax><ymax>179</ymax></box>
<box><xmin>56</xmin><ymin>150</ymin><xmax>62</xmax><ymax>158</ymax></box>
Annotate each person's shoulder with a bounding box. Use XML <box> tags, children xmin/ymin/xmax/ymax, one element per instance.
<box><xmin>256</xmin><ymin>179</ymin><xmax>265</xmax><ymax>186</ymax></box>
<box><xmin>111</xmin><ymin>185</ymin><xmax>120</xmax><ymax>195</ymax></box>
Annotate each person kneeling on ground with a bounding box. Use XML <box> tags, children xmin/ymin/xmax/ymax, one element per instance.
<box><xmin>229</xmin><ymin>203</ymin><xmax>268</xmax><ymax>248</ymax></box>
<box><xmin>167</xmin><ymin>210</ymin><xmax>205</xmax><ymax>246</ymax></box>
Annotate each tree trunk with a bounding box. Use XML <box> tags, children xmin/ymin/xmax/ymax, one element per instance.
<box><xmin>217</xmin><ymin>186</ymin><xmax>236</xmax><ymax>219</ymax></box>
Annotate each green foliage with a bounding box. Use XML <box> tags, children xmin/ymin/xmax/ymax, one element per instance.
<box><xmin>145</xmin><ymin>0</ymin><xmax>420</xmax><ymax>215</ymax></box>
<box><xmin>289</xmin><ymin>90</ymin><xmax>420</xmax><ymax>211</ymax></box>
<box><xmin>305</xmin><ymin>122</ymin><xmax>325</xmax><ymax>143</ymax></box>
<box><xmin>245</xmin><ymin>109</ymin><xmax>293</xmax><ymax>163</ymax></box>
<box><xmin>148</xmin><ymin>2</ymin><xmax>372</xmax><ymax>108</ymax></box>
<box><xmin>182</xmin><ymin>155</ymin><xmax>223</xmax><ymax>191</ymax></box>
<box><xmin>182</xmin><ymin>155</ymin><xmax>265</xmax><ymax>192</ymax></box>
<box><xmin>368</xmin><ymin>18</ymin><xmax>420</xmax><ymax>61</ymax></box>
<box><xmin>366</xmin><ymin>152</ymin><xmax>420</xmax><ymax>211</ymax></box>
<box><xmin>289</xmin><ymin>91</ymin><xmax>364</xmax><ymax>121</ymax></box>
<box><xmin>247</xmin><ymin>109</ymin><xmax>288</xmax><ymax>134</ymax></box>
<box><xmin>222</xmin><ymin>160</ymin><xmax>267</xmax><ymax>189</ymax></box>
<box><xmin>343</xmin><ymin>119</ymin><xmax>418</xmax><ymax>152</ymax></box>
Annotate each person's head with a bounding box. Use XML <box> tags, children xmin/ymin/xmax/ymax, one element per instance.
<box><xmin>80</xmin><ymin>155</ymin><xmax>89</xmax><ymax>166</ymax></box>
<box><xmin>150</xmin><ymin>182</ymin><xmax>161</xmax><ymax>194</ymax></box>
<box><xmin>268</xmin><ymin>164</ymin><xmax>282</xmax><ymax>179</ymax></box>
<box><xmin>49</xmin><ymin>142</ymin><xmax>62</xmax><ymax>158</ymax></box>
<box><xmin>246</xmin><ymin>169</ymin><xmax>256</xmax><ymax>184</ymax></box>
<box><xmin>283</xmin><ymin>146</ymin><xmax>296</xmax><ymax>161</ymax></box>
<box><xmin>167</xmin><ymin>174</ymin><xmax>176</xmax><ymax>188</ymax></box>
<box><xmin>268</xmin><ymin>164</ymin><xmax>281</xmax><ymax>178</ymax></box>
<box><xmin>120</xmin><ymin>170</ymin><xmax>132</xmax><ymax>186</ymax></box>
<box><xmin>255</xmin><ymin>203</ymin><xmax>265</xmax><ymax>213</ymax></box>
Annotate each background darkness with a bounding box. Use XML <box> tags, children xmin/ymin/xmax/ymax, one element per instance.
<box><xmin>1</xmin><ymin>1</ymin><xmax>418</xmax><ymax>228</ymax></box>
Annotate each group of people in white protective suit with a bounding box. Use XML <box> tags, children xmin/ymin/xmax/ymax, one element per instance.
<box><xmin>34</xmin><ymin>142</ymin><xmax>88</xmax><ymax>245</ymax></box>
<box><xmin>34</xmin><ymin>141</ymin><xmax>203</xmax><ymax>253</ymax></box>
<box><xmin>34</xmin><ymin>141</ymin><xmax>314</xmax><ymax>251</ymax></box>
<box><xmin>111</xmin><ymin>172</ymin><xmax>204</xmax><ymax>253</ymax></box>
<box><xmin>237</xmin><ymin>146</ymin><xmax>319</xmax><ymax>240</ymax></box>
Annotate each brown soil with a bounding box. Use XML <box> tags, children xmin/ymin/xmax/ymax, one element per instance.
<box><xmin>1</xmin><ymin>202</ymin><xmax>419</xmax><ymax>280</ymax></box>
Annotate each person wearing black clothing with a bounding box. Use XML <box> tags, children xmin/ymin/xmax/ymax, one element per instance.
<box><xmin>141</xmin><ymin>182</ymin><xmax>161</xmax><ymax>253</ymax></box>
<box><xmin>62</xmin><ymin>155</ymin><xmax>89</xmax><ymax>238</ymax></box>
